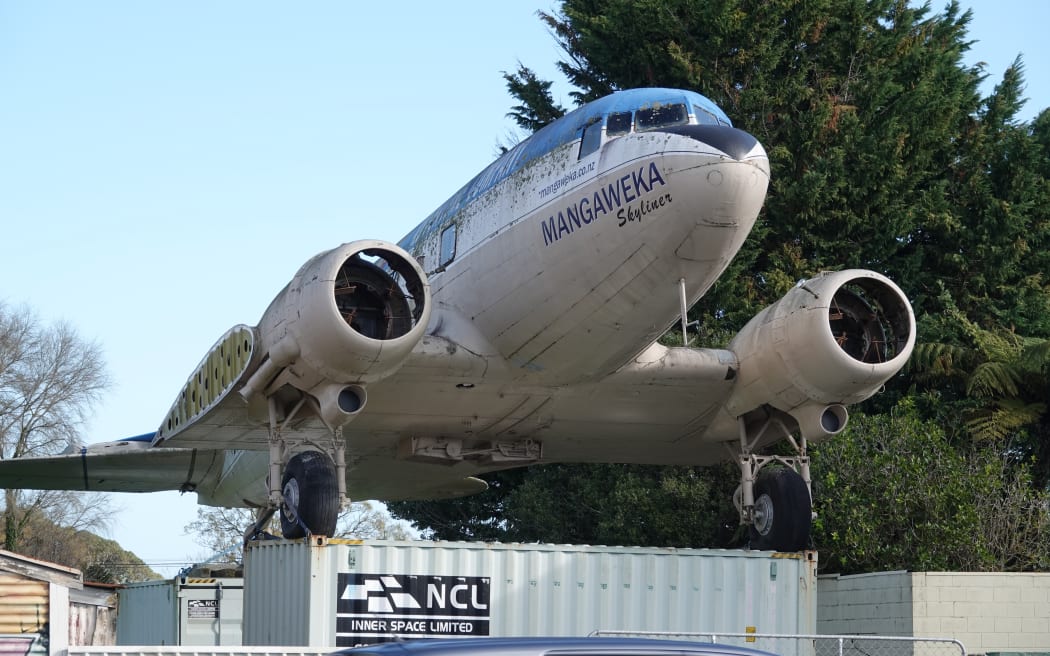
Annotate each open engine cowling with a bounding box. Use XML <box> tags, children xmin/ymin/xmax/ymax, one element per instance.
<box><xmin>724</xmin><ymin>269</ymin><xmax>915</xmax><ymax>439</ymax></box>
<box><xmin>243</xmin><ymin>240</ymin><xmax>430</xmax><ymax>427</ymax></box>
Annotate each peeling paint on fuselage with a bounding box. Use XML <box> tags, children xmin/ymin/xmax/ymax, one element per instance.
<box><xmin>397</xmin><ymin>88</ymin><xmax>767</xmax><ymax>386</ymax></box>
<box><xmin>398</xmin><ymin>88</ymin><xmax>731</xmax><ymax>269</ymax></box>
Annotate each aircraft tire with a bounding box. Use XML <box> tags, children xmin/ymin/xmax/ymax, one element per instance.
<box><xmin>748</xmin><ymin>467</ymin><xmax>811</xmax><ymax>552</ymax></box>
<box><xmin>280</xmin><ymin>450</ymin><xmax>339</xmax><ymax>539</ymax></box>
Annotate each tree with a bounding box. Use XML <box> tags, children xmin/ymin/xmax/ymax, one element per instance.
<box><xmin>916</xmin><ymin>60</ymin><xmax>1050</xmax><ymax>338</ymax></box>
<box><xmin>185</xmin><ymin>501</ymin><xmax>413</xmax><ymax>562</ymax></box>
<box><xmin>390</xmin><ymin>464</ymin><xmax>742</xmax><ymax>547</ymax></box>
<box><xmin>389</xmin><ymin>469</ymin><xmax>528</xmax><ymax>542</ymax></box>
<box><xmin>910</xmin><ymin>304</ymin><xmax>1050</xmax><ymax>487</ymax></box>
<box><xmin>503</xmin><ymin>463</ymin><xmax>739</xmax><ymax>547</ymax></box>
<box><xmin>502</xmin><ymin>64</ymin><xmax>566</xmax><ymax>133</ymax></box>
<box><xmin>15</xmin><ymin>511</ymin><xmax>159</xmax><ymax>583</ymax></box>
<box><xmin>0</xmin><ymin>303</ymin><xmax>111</xmax><ymax>552</ymax></box>
<box><xmin>811</xmin><ymin>400</ymin><xmax>1050</xmax><ymax>573</ymax></box>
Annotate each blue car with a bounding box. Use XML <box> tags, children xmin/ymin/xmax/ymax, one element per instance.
<box><xmin>335</xmin><ymin>637</ymin><xmax>780</xmax><ymax>656</ymax></box>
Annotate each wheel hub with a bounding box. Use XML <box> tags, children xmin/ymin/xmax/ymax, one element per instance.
<box><xmin>752</xmin><ymin>493</ymin><xmax>774</xmax><ymax>536</ymax></box>
<box><xmin>282</xmin><ymin>478</ymin><xmax>300</xmax><ymax>523</ymax></box>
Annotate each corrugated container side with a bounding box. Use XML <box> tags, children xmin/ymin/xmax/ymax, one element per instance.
<box><xmin>243</xmin><ymin>539</ymin><xmax>816</xmax><ymax>648</ymax></box>
<box><xmin>117</xmin><ymin>581</ymin><xmax>177</xmax><ymax>645</ymax></box>
<box><xmin>243</xmin><ymin>539</ymin><xmax>319</xmax><ymax>646</ymax></box>
<box><xmin>117</xmin><ymin>578</ymin><xmax>244</xmax><ymax>647</ymax></box>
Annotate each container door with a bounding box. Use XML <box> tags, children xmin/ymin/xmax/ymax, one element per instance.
<box><xmin>179</xmin><ymin>582</ymin><xmax>244</xmax><ymax>646</ymax></box>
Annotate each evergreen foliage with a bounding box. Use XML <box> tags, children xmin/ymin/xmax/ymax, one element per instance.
<box><xmin>811</xmin><ymin>401</ymin><xmax>1050</xmax><ymax>573</ymax></box>
<box><xmin>911</xmin><ymin>304</ymin><xmax>1050</xmax><ymax>487</ymax></box>
<box><xmin>502</xmin><ymin>64</ymin><xmax>566</xmax><ymax>132</ymax></box>
<box><xmin>392</xmin><ymin>465</ymin><xmax>741</xmax><ymax>546</ymax></box>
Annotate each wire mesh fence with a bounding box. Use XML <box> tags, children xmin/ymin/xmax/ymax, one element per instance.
<box><xmin>590</xmin><ymin>631</ymin><xmax>967</xmax><ymax>656</ymax></box>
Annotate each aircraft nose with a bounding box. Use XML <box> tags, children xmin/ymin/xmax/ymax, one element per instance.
<box><xmin>660</xmin><ymin>124</ymin><xmax>763</xmax><ymax>160</ymax></box>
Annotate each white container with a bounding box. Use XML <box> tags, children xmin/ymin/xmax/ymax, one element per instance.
<box><xmin>116</xmin><ymin>577</ymin><xmax>243</xmax><ymax>646</ymax></box>
<box><xmin>243</xmin><ymin>538</ymin><xmax>816</xmax><ymax>648</ymax></box>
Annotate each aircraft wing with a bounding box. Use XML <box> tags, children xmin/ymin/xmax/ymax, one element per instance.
<box><xmin>0</xmin><ymin>439</ymin><xmax>223</xmax><ymax>494</ymax></box>
<box><xmin>0</xmin><ymin>437</ymin><xmax>487</xmax><ymax>506</ymax></box>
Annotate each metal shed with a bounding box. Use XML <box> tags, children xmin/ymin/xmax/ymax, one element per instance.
<box><xmin>0</xmin><ymin>548</ymin><xmax>83</xmax><ymax>656</ymax></box>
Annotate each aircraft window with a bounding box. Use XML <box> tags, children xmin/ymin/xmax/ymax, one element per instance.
<box><xmin>693</xmin><ymin>104</ymin><xmax>720</xmax><ymax>125</ymax></box>
<box><xmin>607</xmin><ymin>111</ymin><xmax>632</xmax><ymax>136</ymax></box>
<box><xmin>636</xmin><ymin>103</ymin><xmax>688</xmax><ymax>131</ymax></box>
<box><xmin>439</xmin><ymin>225</ymin><xmax>456</xmax><ymax>268</ymax></box>
<box><xmin>579</xmin><ymin>119</ymin><xmax>603</xmax><ymax>159</ymax></box>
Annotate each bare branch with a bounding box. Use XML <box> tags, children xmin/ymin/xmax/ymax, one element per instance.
<box><xmin>0</xmin><ymin>307</ymin><xmax>110</xmax><ymax>460</ymax></box>
<box><xmin>185</xmin><ymin>501</ymin><xmax>413</xmax><ymax>560</ymax></box>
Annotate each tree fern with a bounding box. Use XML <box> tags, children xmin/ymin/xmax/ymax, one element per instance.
<box><xmin>908</xmin><ymin>342</ymin><xmax>971</xmax><ymax>379</ymax></box>
<box><xmin>1021</xmin><ymin>338</ymin><xmax>1050</xmax><ymax>373</ymax></box>
<box><xmin>967</xmin><ymin>361</ymin><xmax>1023</xmax><ymax>398</ymax></box>
<box><xmin>913</xmin><ymin>305</ymin><xmax>1049</xmax><ymax>443</ymax></box>
<box><xmin>966</xmin><ymin>399</ymin><xmax>1047</xmax><ymax>442</ymax></box>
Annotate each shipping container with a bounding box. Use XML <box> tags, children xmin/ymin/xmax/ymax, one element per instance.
<box><xmin>243</xmin><ymin>538</ymin><xmax>816</xmax><ymax>649</ymax></box>
<box><xmin>116</xmin><ymin>577</ymin><xmax>243</xmax><ymax>646</ymax></box>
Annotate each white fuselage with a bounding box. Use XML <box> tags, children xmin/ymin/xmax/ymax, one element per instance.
<box><xmin>413</xmin><ymin>129</ymin><xmax>768</xmax><ymax>382</ymax></box>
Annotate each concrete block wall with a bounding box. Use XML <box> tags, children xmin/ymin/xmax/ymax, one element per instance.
<box><xmin>818</xmin><ymin>571</ymin><xmax>914</xmax><ymax>636</ymax></box>
<box><xmin>818</xmin><ymin>571</ymin><xmax>1050</xmax><ymax>655</ymax></box>
<box><xmin>911</xmin><ymin>572</ymin><xmax>1050</xmax><ymax>654</ymax></box>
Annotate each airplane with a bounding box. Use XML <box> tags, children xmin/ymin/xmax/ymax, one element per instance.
<box><xmin>0</xmin><ymin>87</ymin><xmax>914</xmax><ymax>552</ymax></box>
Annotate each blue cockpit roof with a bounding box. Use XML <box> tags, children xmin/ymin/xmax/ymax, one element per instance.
<box><xmin>398</xmin><ymin>88</ymin><xmax>730</xmax><ymax>253</ymax></box>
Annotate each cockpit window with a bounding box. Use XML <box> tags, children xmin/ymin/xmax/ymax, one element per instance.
<box><xmin>694</xmin><ymin>105</ymin><xmax>721</xmax><ymax>126</ymax></box>
<box><xmin>578</xmin><ymin>117</ymin><xmax>603</xmax><ymax>159</ymax></box>
<box><xmin>607</xmin><ymin>111</ymin><xmax>632</xmax><ymax>136</ymax></box>
<box><xmin>635</xmin><ymin>103</ymin><xmax>688</xmax><ymax>131</ymax></box>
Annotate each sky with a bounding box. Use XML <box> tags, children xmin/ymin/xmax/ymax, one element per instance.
<box><xmin>1</xmin><ymin>1</ymin><xmax>1047</xmax><ymax>578</ymax></box>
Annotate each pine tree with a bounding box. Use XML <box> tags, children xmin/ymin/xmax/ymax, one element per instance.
<box><xmin>916</xmin><ymin>59</ymin><xmax>1050</xmax><ymax>337</ymax></box>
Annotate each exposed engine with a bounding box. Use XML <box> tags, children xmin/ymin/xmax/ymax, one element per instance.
<box><xmin>725</xmin><ymin>269</ymin><xmax>915</xmax><ymax>440</ymax></box>
<box><xmin>241</xmin><ymin>240</ymin><xmax>431</xmax><ymax>429</ymax></box>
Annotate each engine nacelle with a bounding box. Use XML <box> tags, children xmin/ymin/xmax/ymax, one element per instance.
<box><xmin>242</xmin><ymin>240</ymin><xmax>430</xmax><ymax>427</ymax></box>
<box><xmin>725</xmin><ymin>269</ymin><xmax>915</xmax><ymax>439</ymax></box>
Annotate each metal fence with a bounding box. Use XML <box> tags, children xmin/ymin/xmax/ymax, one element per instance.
<box><xmin>65</xmin><ymin>634</ymin><xmax>968</xmax><ymax>656</ymax></box>
<box><xmin>590</xmin><ymin>631</ymin><xmax>967</xmax><ymax>656</ymax></box>
<box><xmin>66</xmin><ymin>649</ymin><xmax>329</xmax><ymax>656</ymax></box>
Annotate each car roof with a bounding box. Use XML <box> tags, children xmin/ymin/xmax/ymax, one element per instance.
<box><xmin>335</xmin><ymin>636</ymin><xmax>779</xmax><ymax>656</ymax></box>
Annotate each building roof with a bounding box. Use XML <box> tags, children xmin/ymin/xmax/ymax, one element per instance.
<box><xmin>0</xmin><ymin>549</ymin><xmax>83</xmax><ymax>589</ymax></box>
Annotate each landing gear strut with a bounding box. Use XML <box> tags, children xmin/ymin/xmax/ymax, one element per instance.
<box><xmin>733</xmin><ymin>415</ymin><xmax>813</xmax><ymax>552</ymax></box>
<box><xmin>255</xmin><ymin>396</ymin><xmax>347</xmax><ymax>541</ymax></box>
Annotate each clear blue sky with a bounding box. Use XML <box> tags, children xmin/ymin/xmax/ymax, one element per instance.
<box><xmin>1</xmin><ymin>1</ymin><xmax>1046</xmax><ymax>577</ymax></box>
